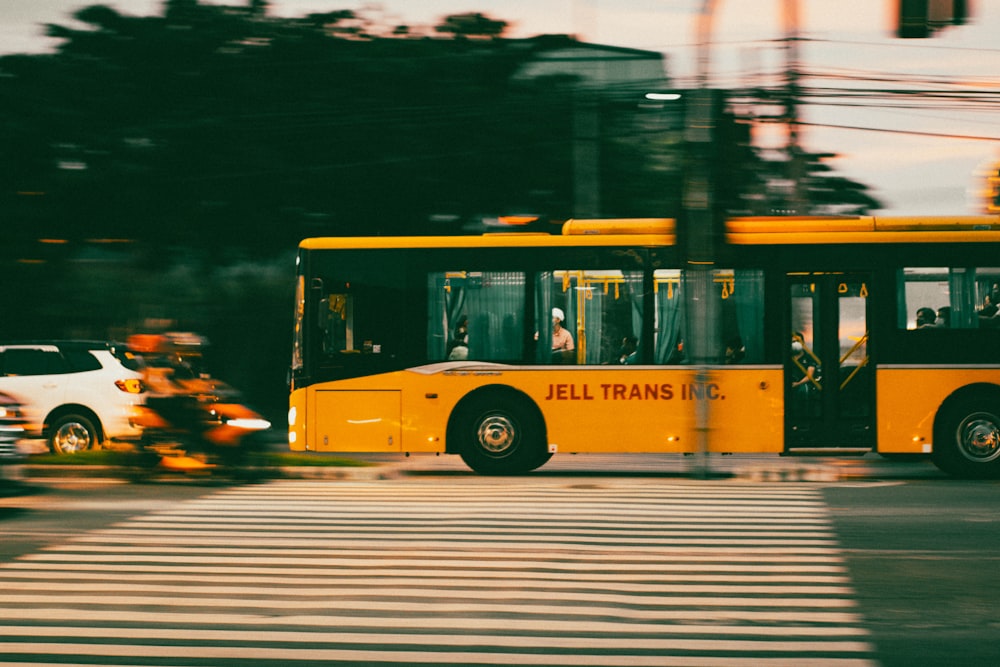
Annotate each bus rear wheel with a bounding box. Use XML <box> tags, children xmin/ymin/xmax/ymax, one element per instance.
<box><xmin>454</xmin><ymin>394</ymin><xmax>547</xmax><ymax>475</ymax></box>
<box><xmin>933</xmin><ymin>397</ymin><xmax>1000</xmax><ymax>479</ymax></box>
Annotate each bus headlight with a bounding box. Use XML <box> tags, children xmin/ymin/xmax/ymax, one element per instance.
<box><xmin>226</xmin><ymin>418</ymin><xmax>271</xmax><ymax>431</ymax></box>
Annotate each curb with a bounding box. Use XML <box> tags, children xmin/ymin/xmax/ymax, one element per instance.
<box><xmin>11</xmin><ymin>464</ymin><xmax>406</xmax><ymax>482</ymax></box>
<box><xmin>14</xmin><ymin>462</ymin><xmax>853</xmax><ymax>483</ymax></box>
<box><xmin>734</xmin><ymin>465</ymin><xmax>842</xmax><ymax>483</ymax></box>
<box><xmin>277</xmin><ymin>466</ymin><xmax>405</xmax><ymax>480</ymax></box>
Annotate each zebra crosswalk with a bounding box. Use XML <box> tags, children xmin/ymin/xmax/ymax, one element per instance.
<box><xmin>0</xmin><ymin>478</ymin><xmax>879</xmax><ymax>666</ymax></box>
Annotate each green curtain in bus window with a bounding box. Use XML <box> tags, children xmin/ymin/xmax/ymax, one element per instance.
<box><xmin>580</xmin><ymin>281</ymin><xmax>604</xmax><ymax>364</ymax></box>
<box><xmin>733</xmin><ymin>269</ymin><xmax>764</xmax><ymax>363</ymax></box>
<box><xmin>427</xmin><ymin>272</ymin><xmax>470</xmax><ymax>360</ymax></box>
<box><xmin>447</xmin><ymin>277</ymin><xmax>467</xmax><ymax>358</ymax></box>
<box><xmin>947</xmin><ymin>268</ymin><xmax>975</xmax><ymax>328</ymax></box>
<box><xmin>896</xmin><ymin>268</ymin><xmax>908</xmax><ymax>329</ymax></box>
<box><xmin>427</xmin><ymin>273</ymin><xmax>448</xmax><ymax>360</ymax></box>
<box><xmin>465</xmin><ymin>272</ymin><xmax>525</xmax><ymax>361</ymax></box>
<box><xmin>535</xmin><ymin>272</ymin><xmax>554</xmax><ymax>364</ymax></box>
<box><xmin>557</xmin><ymin>273</ymin><xmax>576</xmax><ymax>359</ymax></box>
<box><xmin>626</xmin><ymin>272</ymin><xmax>644</xmax><ymax>359</ymax></box>
<box><xmin>654</xmin><ymin>270</ymin><xmax>684</xmax><ymax>364</ymax></box>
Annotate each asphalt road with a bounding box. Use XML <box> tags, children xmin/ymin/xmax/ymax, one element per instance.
<box><xmin>0</xmin><ymin>458</ymin><xmax>997</xmax><ymax>666</ymax></box>
<box><xmin>825</xmin><ymin>480</ymin><xmax>1000</xmax><ymax>667</ymax></box>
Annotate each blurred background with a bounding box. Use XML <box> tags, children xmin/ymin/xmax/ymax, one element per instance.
<box><xmin>0</xmin><ymin>0</ymin><xmax>997</xmax><ymax>422</ymax></box>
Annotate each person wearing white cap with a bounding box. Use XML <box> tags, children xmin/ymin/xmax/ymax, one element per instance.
<box><xmin>551</xmin><ymin>307</ymin><xmax>574</xmax><ymax>361</ymax></box>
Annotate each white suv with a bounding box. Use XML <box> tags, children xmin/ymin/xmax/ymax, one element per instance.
<box><xmin>0</xmin><ymin>341</ymin><xmax>146</xmax><ymax>453</ymax></box>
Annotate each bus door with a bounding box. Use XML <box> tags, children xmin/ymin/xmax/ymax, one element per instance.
<box><xmin>785</xmin><ymin>273</ymin><xmax>874</xmax><ymax>449</ymax></box>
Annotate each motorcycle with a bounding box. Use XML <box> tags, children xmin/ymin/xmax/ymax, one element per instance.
<box><xmin>124</xmin><ymin>333</ymin><xmax>272</xmax><ymax>480</ymax></box>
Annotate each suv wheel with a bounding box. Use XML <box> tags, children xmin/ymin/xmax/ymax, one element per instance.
<box><xmin>49</xmin><ymin>414</ymin><xmax>99</xmax><ymax>454</ymax></box>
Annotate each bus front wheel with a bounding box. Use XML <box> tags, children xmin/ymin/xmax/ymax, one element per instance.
<box><xmin>933</xmin><ymin>396</ymin><xmax>1000</xmax><ymax>479</ymax></box>
<box><xmin>454</xmin><ymin>394</ymin><xmax>547</xmax><ymax>475</ymax></box>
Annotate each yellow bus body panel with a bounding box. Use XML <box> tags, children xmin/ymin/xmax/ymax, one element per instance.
<box><xmin>290</xmin><ymin>365</ymin><xmax>783</xmax><ymax>455</ymax></box>
<box><xmin>877</xmin><ymin>367</ymin><xmax>1000</xmax><ymax>454</ymax></box>
<box><xmin>311</xmin><ymin>390</ymin><xmax>402</xmax><ymax>452</ymax></box>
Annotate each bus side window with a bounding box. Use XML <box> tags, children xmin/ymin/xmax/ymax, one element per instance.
<box><xmin>428</xmin><ymin>271</ymin><xmax>525</xmax><ymax>362</ymax></box>
<box><xmin>540</xmin><ymin>270</ymin><xmax>644</xmax><ymax>366</ymax></box>
<box><xmin>726</xmin><ymin>269</ymin><xmax>764</xmax><ymax>363</ymax></box>
<box><xmin>899</xmin><ymin>267</ymin><xmax>1000</xmax><ymax>330</ymax></box>
<box><xmin>900</xmin><ymin>268</ymin><xmax>950</xmax><ymax>330</ymax></box>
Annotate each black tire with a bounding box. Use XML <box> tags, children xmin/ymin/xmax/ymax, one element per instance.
<box><xmin>454</xmin><ymin>393</ymin><xmax>547</xmax><ymax>475</ymax></box>
<box><xmin>48</xmin><ymin>413</ymin><xmax>99</xmax><ymax>454</ymax></box>
<box><xmin>933</xmin><ymin>396</ymin><xmax>1000</xmax><ymax>479</ymax></box>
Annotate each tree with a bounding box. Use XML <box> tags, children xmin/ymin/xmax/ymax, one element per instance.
<box><xmin>0</xmin><ymin>0</ymin><xmax>886</xmax><ymax>411</ymax></box>
<box><xmin>799</xmin><ymin>151</ymin><xmax>882</xmax><ymax>215</ymax></box>
<box><xmin>434</xmin><ymin>13</ymin><xmax>508</xmax><ymax>39</ymax></box>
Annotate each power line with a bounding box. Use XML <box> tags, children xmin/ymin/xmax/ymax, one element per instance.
<box><xmin>802</xmin><ymin>37</ymin><xmax>1000</xmax><ymax>54</ymax></box>
<box><xmin>794</xmin><ymin>121</ymin><xmax>1000</xmax><ymax>142</ymax></box>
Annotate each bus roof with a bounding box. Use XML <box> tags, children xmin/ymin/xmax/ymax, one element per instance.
<box><xmin>300</xmin><ymin>218</ymin><xmax>675</xmax><ymax>250</ymax></box>
<box><xmin>299</xmin><ymin>215</ymin><xmax>1000</xmax><ymax>250</ymax></box>
<box><xmin>727</xmin><ymin>215</ymin><xmax>1000</xmax><ymax>244</ymax></box>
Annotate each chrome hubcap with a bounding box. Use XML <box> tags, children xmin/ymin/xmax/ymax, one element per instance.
<box><xmin>958</xmin><ymin>413</ymin><xmax>1000</xmax><ymax>463</ymax></box>
<box><xmin>477</xmin><ymin>414</ymin><xmax>517</xmax><ymax>457</ymax></box>
<box><xmin>55</xmin><ymin>422</ymin><xmax>91</xmax><ymax>453</ymax></box>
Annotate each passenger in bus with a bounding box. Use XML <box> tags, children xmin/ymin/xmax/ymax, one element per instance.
<box><xmin>915</xmin><ymin>307</ymin><xmax>938</xmax><ymax>328</ymax></box>
<box><xmin>935</xmin><ymin>306</ymin><xmax>951</xmax><ymax>327</ymax></box>
<box><xmin>790</xmin><ymin>341</ymin><xmax>819</xmax><ymax>396</ymax></box>
<box><xmin>446</xmin><ymin>315</ymin><xmax>469</xmax><ymax>360</ymax></box>
<box><xmin>616</xmin><ymin>336</ymin><xmax>639</xmax><ymax>365</ymax></box>
<box><xmin>724</xmin><ymin>335</ymin><xmax>745</xmax><ymax>364</ymax></box>
<box><xmin>979</xmin><ymin>295</ymin><xmax>998</xmax><ymax>318</ymax></box>
<box><xmin>551</xmin><ymin>307</ymin><xmax>575</xmax><ymax>363</ymax></box>
<box><xmin>979</xmin><ymin>296</ymin><xmax>1000</xmax><ymax>327</ymax></box>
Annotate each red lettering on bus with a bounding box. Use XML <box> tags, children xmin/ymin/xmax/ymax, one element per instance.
<box><xmin>554</xmin><ymin>383</ymin><xmax>680</xmax><ymax>400</ymax></box>
<box><xmin>681</xmin><ymin>382</ymin><xmax>722</xmax><ymax>400</ymax></box>
<box><xmin>545</xmin><ymin>383</ymin><xmax>595</xmax><ymax>400</ymax></box>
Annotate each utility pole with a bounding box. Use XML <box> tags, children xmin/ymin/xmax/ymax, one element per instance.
<box><xmin>682</xmin><ymin>0</ymin><xmax>722</xmax><ymax>478</ymax></box>
<box><xmin>781</xmin><ymin>0</ymin><xmax>807</xmax><ymax>214</ymax></box>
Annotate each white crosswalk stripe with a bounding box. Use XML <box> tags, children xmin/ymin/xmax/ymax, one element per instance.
<box><xmin>0</xmin><ymin>478</ymin><xmax>879</xmax><ymax>666</ymax></box>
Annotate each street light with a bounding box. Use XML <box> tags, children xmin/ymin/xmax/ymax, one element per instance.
<box><xmin>645</xmin><ymin>92</ymin><xmax>682</xmax><ymax>101</ymax></box>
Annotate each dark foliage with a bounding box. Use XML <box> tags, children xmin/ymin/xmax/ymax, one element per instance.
<box><xmin>0</xmin><ymin>1</ymin><xmax>880</xmax><ymax>420</ymax></box>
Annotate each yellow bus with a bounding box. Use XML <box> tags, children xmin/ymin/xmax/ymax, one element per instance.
<box><xmin>288</xmin><ymin>215</ymin><xmax>1000</xmax><ymax>478</ymax></box>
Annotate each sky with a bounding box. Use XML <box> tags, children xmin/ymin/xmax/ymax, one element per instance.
<box><xmin>2</xmin><ymin>0</ymin><xmax>999</xmax><ymax>216</ymax></box>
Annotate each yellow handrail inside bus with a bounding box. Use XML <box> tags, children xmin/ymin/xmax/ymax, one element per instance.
<box><xmin>840</xmin><ymin>332</ymin><xmax>868</xmax><ymax>366</ymax></box>
<box><xmin>840</xmin><ymin>356</ymin><xmax>869</xmax><ymax>392</ymax></box>
<box><xmin>839</xmin><ymin>332</ymin><xmax>870</xmax><ymax>391</ymax></box>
